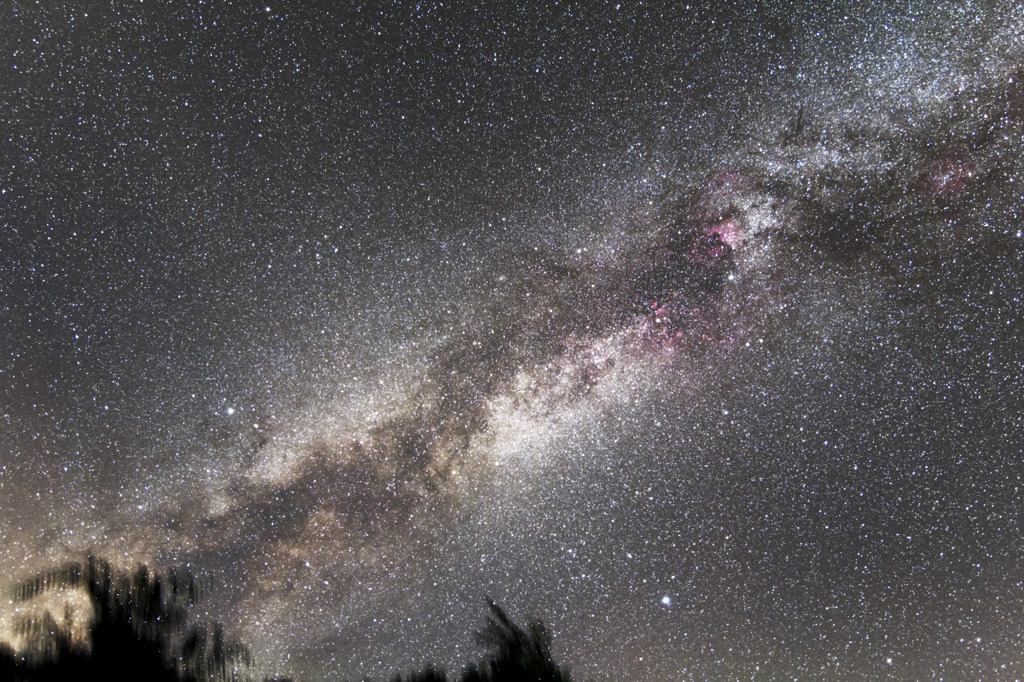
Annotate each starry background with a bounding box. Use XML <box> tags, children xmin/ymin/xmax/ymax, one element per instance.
<box><xmin>3</xmin><ymin>0</ymin><xmax>1024</xmax><ymax>679</ymax></box>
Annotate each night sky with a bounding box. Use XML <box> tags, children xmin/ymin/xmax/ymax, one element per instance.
<box><xmin>3</xmin><ymin>1</ymin><xmax>1024</xmax><ymax>679</ymax></box>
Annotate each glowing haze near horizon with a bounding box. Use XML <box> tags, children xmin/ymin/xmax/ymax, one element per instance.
<box><xmin>3</xmin><ymin>1</ymin><xmax>1024</xmax><ymax>679</ymax></box>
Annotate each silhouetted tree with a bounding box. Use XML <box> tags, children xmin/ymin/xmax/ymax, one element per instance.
<box><xmin>0</xmin><ymin>640</ymin><xmax>25</xmax><ymax>682</ymax></box>
<box><xmin>7</xmin><ymin>555</ymin><xmax>251</xmax><ymax>681</ymax></box>
<box><xmin>6</xmin><ymin>561</ymin><xmax>573</xmax><ymax>682</ymax></box>
<box><xmin>396</xmin><ymin>599</ymin><xmax>572</xmax><ymax>682</ymax></box>
<box><xmin>460</xmin><ymin>598</ymin><xmax>571</xmax><ymax>682</ymax></box>
<box><xmin>390</xmin><ymin>664</ymin><xmax>447</xmax><ymax>682</ymax></box>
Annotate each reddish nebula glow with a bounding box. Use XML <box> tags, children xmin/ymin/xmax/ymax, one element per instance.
<box><xmin>924</xmin><ymin>157</ymin><xmax>975</xmax><ymax>197</ymax></box>
<box><xmin>708</xmin><ymin>219</ymin><xmax>744</xmax><ymax>249</ymax></box>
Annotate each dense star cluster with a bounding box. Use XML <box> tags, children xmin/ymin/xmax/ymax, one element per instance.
<box><xmin>3</xmin><ymin>1</ymin><xmax>1024</xmax><ymax>679</ymax></box>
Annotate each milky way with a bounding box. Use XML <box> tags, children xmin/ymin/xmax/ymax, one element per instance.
<box><xmin>3</xmin><ymin>1</ymin><xmax>1024</xmax><ymax>679</ymax></box>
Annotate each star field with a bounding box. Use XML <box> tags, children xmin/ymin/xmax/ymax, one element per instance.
<box><xmin>3</xmin><ymin>1</ymin><xmax>1024</xmax><ymax>680</ymax></box>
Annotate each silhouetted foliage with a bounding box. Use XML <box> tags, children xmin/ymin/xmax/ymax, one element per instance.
<box><xmin>3</xmin><ymin>555</ymin><xmax>251</xmax><ymax>682</ymax></box>
<box><xmin>1</xmin><ymin>559</ymin><xmax>572</xmax><ymax>682</ymax></box>
<box><xmin>389</xmin><ymin>664</ymin><xmax>447</xmax><ymax>682</ymax></box>
<box><xmin>396</xmin><ymin>599</ymin><xmax>572</xmax><ymax>682</ymax></box>
<box><xmin>461</xmin><ymin>598</ymin><xmax>571</xmax><ymax>682</ymax></box>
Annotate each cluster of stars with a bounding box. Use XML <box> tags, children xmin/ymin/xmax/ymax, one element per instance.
<box><xmin>3</xmin><ymin>1</ymin><xmax>1024</xmax><ymax>681</ymax></box>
